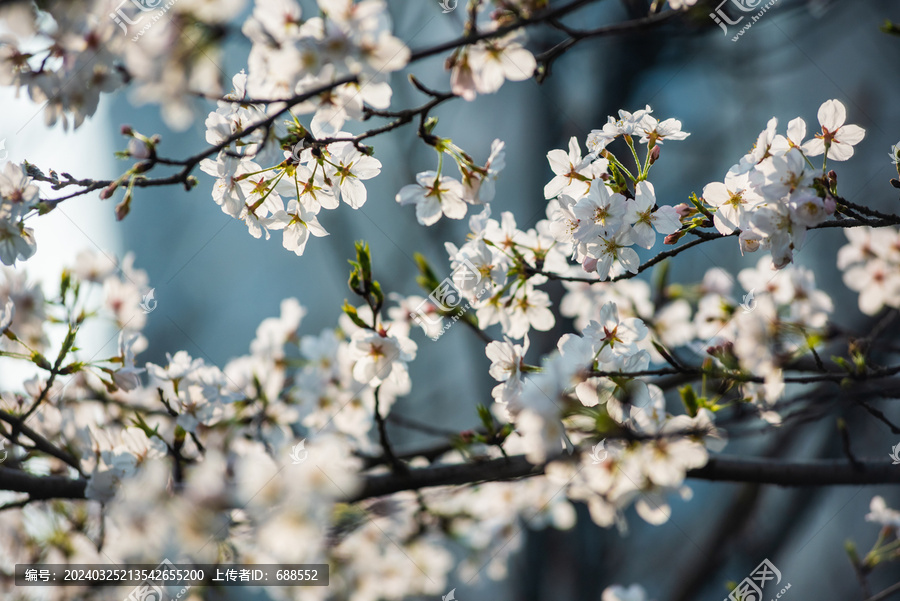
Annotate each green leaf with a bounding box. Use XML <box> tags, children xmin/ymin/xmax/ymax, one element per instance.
<box><xmin>414</xmin><ymin>252</ymin><xmax>440</xmax><ymax>291</ymax></box>
<box><xmin>423</xmin><ymin>116</ymin><xmax>439</xmax><ymax>135</ymax></box>
<box><xmin>342</xmin><ymin>301</ymin><xmax>370</xmax><ymax>330</ymax></box>
<box><xmin>653</xmin><ymin>261</ymin><xmax>670</xmax><ymax>299</ymax></box>
<box><xmin>680</xmin><ymin>385</ymin><xmax>700</xmax><ymax>417</ymax></box>
<box><xmin>31</xmin><ymin>352</ymin><xmax>52</xmax><ymax>370</ymax></box>
<box><xmin>881</xmin><ymin>19</ymin><xmax>900</xmax><ymax>36</ymax></box>
<box><xmin>370</xmin><ymin>280</ymin><xmax>384</xmax><ymax>309</ymax></box>
<box><xmin>355</xmin><ymin>241</ymin><xmax>372</xmax><ymax>283</ymax></box>
<box><xmin>476</xmin><ymin>403</ymin><xmax>495</xmax><ymax>435</ymax></box>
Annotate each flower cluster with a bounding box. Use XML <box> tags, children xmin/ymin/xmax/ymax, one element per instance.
<box><xmin>199</xmin><ymin>0</ymin><xmax>414</xmax><ymax>255</ymax></box>
<box><xmin>396</xmin><ymin>138</ymin><xmax>506</xmax><ymax>225</ymax></box>
<box><xmin>837</xmin><ymin>226</ymin><xmax>900</xmax><ymax>315</ymax></box>
<box><xmin>0</xmin><ymin>162</ymin><xmax>40</xmax><ymax>265</ymax></box>
<box><xmin>480</xmin><ymin>301</ymin><xmax>727</xmax><ymax>528</ymax></box>
<box><xmin>441</xmin><ymin>207</ymin><xmax>558</xmax><ymax>340</ymax></box>
<box><xmin>0</xmin><ymin>0</ymin><xmax>245</xmax><ymax>130</ymax></box>
<box><xmin>698</xmin><ymin>99</ymin><xmax>865</xmax><ymax>268</ymax></box>
<box><xmin>544</xmin><ymin>107</ymin><xmax>689</xmax><ymax>279</ymax></box>
<box><xmin>448</xmin><ymin>31</ymin><xmax>536</xmax><ymax>101</ymax></box>
<box><xmin>556</xmin><ymin>253</ymin><xmax>832</xmax><ymax>420</ymax></box>
<box><xmin>242</xmin><ymin>0</ymin><xmax>409</xmax><ymax>112</ymax></box>
<box><xmin>201</xmin><ymin>71</ymin><xmax>387</xmax><ymax>255</ymax></box>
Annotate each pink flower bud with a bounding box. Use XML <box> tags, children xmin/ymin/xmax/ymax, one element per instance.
<box><xmin>115</xmin><ymin>196</ymin><xmax>131</xmax><ymax>221</ymax></box>
<box><xmin>674</xmin><ymin>203</ymin><xmax>693</xmax><ymax>218</ymax></box>
<box><xmin>664</xmin><ymin>232</ymin><xmax>683</xmax><ymax>245</ymax></box>
<box><xmin>100</xmin><ymin>182</ymin><xmax>118</xmax><ymax>199</ymax></box>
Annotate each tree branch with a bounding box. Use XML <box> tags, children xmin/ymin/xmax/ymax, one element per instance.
<box><xmin>5</xmin><ymin>452</ymin><xmax>900</xmax><ymax>507</ymax></box>
<box><xmin>0</xmin><ymin>466</ymin><xmax>87</xmax><ymax>501</ymax></box>
<box><xmin>347</xmin><ymin>453</ymin><xmax>900</xmax><ymax>503</ymax></box>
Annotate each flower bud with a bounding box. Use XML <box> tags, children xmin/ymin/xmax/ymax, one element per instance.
<box><xmin>649</xmin><ymin>145</ymin><xmax>661</xmax><ymax>165</ymax></box>
<box><xmin>120</xmin><ymin>125</ymin><xmax>133</xmax><ymax>136</ymax></box>
<box><xmin>664</xmin><ymin>231</ymin><xmax>684</xmax><ymax>245</ymax></box>
<box><xmin>674</xmin><ymin>203</ymin><xmax>693</xmax><ymax>218</ymax></box>
<box><xmin>100</xmin><ymin>183</ymin><xmax>117</xmax><ymax>200</ymax></box>
<box><xmin>115</xmin><ymin>193</ymin><xmax>132</xmax><ymax>221</ymax></box>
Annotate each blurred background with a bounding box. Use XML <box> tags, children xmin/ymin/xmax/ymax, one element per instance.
<box><xmin>3</xmin><ymin>0</ymin><xmax>900</xmax><ymax>599</ymax></box>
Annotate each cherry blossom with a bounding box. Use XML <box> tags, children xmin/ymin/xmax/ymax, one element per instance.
<box><xmin>623</xmin><ymin>181</ymin><xmax>681</xmax><ymax>248</ymax></box>
<box><xmin>702</xmin><ymin>170</ymin><xmax>762</xmax><ymax>235</ymax></box>
<box><xmin>348</xmin><ymin>329</ymin><xmax>417</xmax><ymax>385</ymax></box>
<box><xmin>602</xmin><ymin>584</ymin><xmax>651</xmax><ymax>601</ymax></box>
<box><xmin>586</xmin><ymin>228</ymin><xmax>640</xmax><ymax>281</ymax></box>
<box><xmin>544</xmin><ymin>137</ymin><xmax>606</xmax><ymax>200</ymax></box>
<box><xmin>396</xmin><ymin>171</ymin><xmax>468</xmax><ymax>225</ymax></box>
<box><xmin>450</xmin><ymin>33</ymin><xmax>536</xmax><ymax>100</ymax></box>
<box><xmin>573</xmin><ymin>180</ymin><xmax>628</xmax><ymax>243</ymax></box>
<box><xmin>801</xmin><ymin>99</ymin><xmax>866</xmax><ymax>162</ymax></box>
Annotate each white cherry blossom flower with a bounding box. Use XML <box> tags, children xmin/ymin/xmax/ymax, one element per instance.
<box><xmin>585</xmin><ymin>229</ymin><xmax>640</xmax><ymax>281</ymax></box>
<box><xmin>573</xmin><ymin>179</ymin><xmax>627</xmax><ymax>243</ymax></box>
<box><xmin>544</xmin><ymin>137</ymin><xmax>604</xmax><ymax>200</ymax></box>
<box><xmin>486</xmin><ymin>336</ymin><xmax>529</xmax><ymax>405</ymax></box>
<box><xmin>453</xmin><ymin>34</ymin><xmax>536</xmax><ymax>99</ymax></box>
<box><xmin>623</xmin><ymin>181</ymin><xmax>681</xmax><ymax>249</ymax></box>
<box><xmin>801</xmin><ymin>99</ymin><xmax>866</xmax><ymax>161</ymax></box>
<box><xmin>865</xmin><ymin>496</ymin><xmax>900</xmax><ymax>530</ymax></box>
<box><xmin>505</xmin><ymin>287</ymin><xmax>555</xmax><ymax>339</ymax></box>
<box><xmin>702</xmin><ymin>170</ymin><xmax>761</xmax><ymax>235</ymax></box>
<box><xmin>396</xmin><ymin>171</ymin><xmax>467</xmax><ymax>226</ymax></box>
<box><xmin>348</xmin><ymin>329</ymin><xmax>417</xmax><ymax>385</ymax></box>
<box><xmin>276</xmin><ymin>199</ymin><xmax>329</xmax><ymax>256</ymax></box>
<box><xmin>602</xmin><ymin>584</ymin><xmax>650</xmax><ymax>601</ymax></box>
<box><xmin>322</xmin><ymin>141</ymin><xmax>382</xmax><ymax>208</ymax></box>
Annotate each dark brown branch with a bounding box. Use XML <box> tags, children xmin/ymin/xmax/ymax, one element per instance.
<box><xmin>529</xmin><ymin>211</ymin><xmax>900</xmax><ymax>286</ymax></box>
<box><xmin>6</xmin><ymin>451</ymin><xmax>900</xmax><ymax>506</ymax></box>
<box><xmin>0</xmin><ymin>410</ymin><xmax>85</xmax><ymax>476</ymax></box>
<box><xmin>0</xmin><ymin>466</ymin><xmax>87</xmax><ymax>500</ymax></box>
<box><xmin>349</xmin><ymin>453</ymin><xmax>900</xmax><ymax>502</ymax></box>
<box><xmin>536</xmin><ymin>9</ymin><xmax>683</xmax><ymax>82</ymax></box>
<box><xmin>588</xmin><ymin>364</ymin><xmax>900</xmax><ymax>385</ymax></box>
<box><xmin>864</xmin><ymin>582</ymin><xmax>900</xmax><ymax>601</ymax></box>
<box><xmin>525</xmin><ymin>234</ymin><xmax>729</xmax><ymax>284</ymax></box>
<box><xmin>374</xmin><ymin>387</ymin><xmax>407</xmax><ymax>475</ymax></box>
